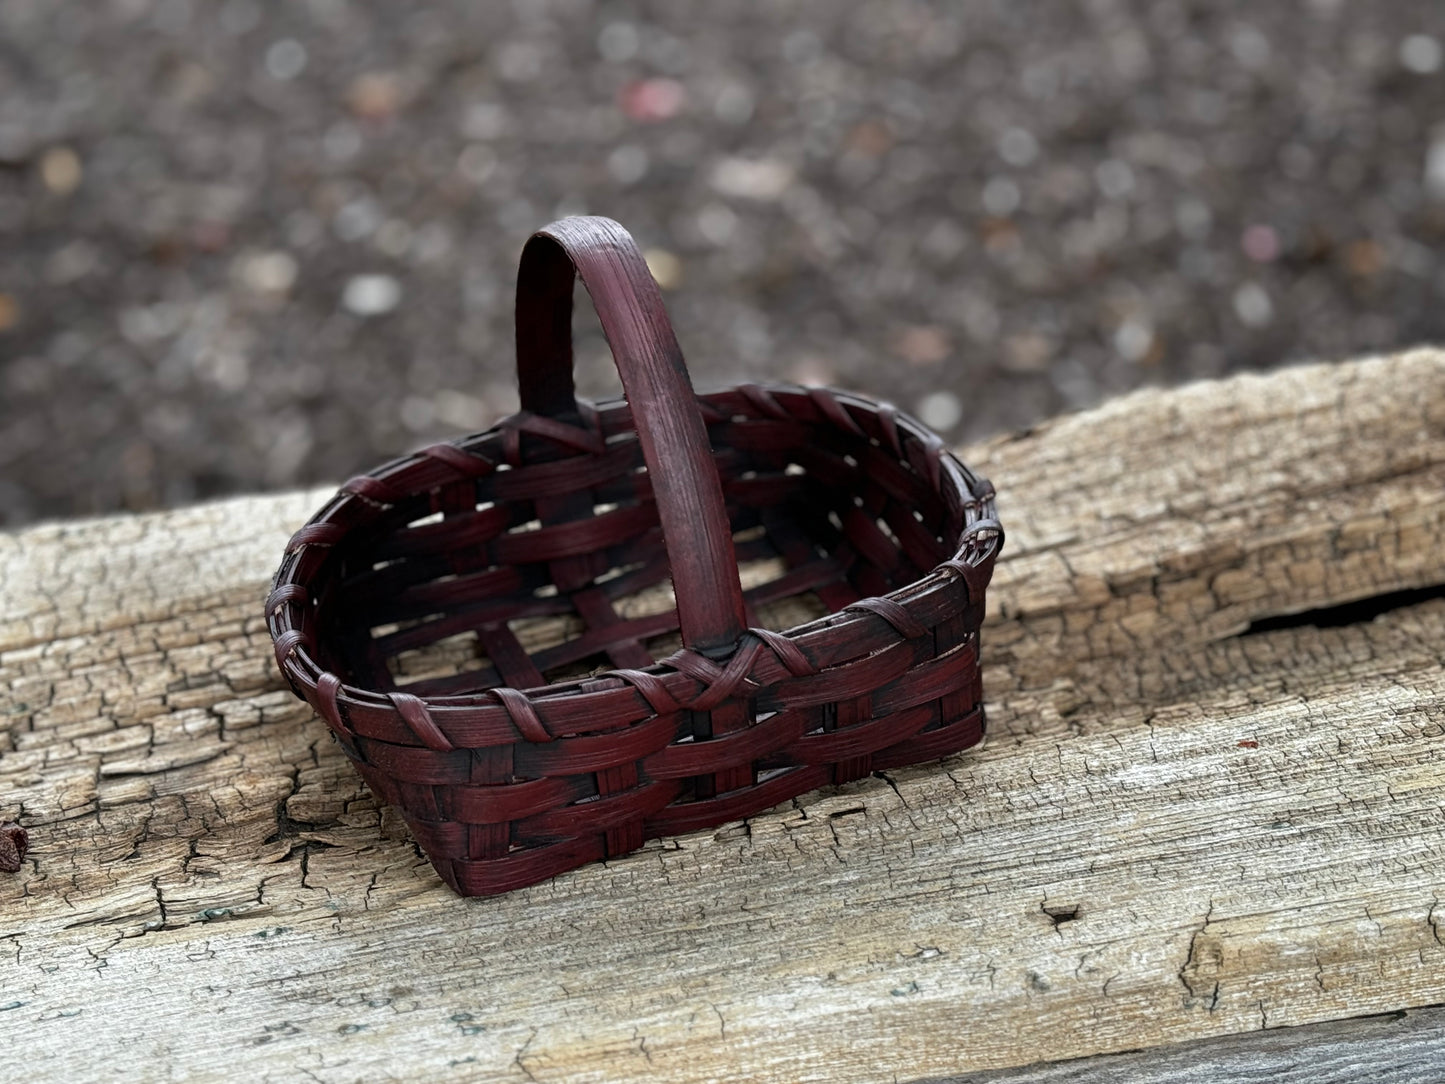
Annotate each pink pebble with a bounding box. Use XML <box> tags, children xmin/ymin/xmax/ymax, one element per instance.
<box><xmin>619</xmin><ymin>78</ymin><xmax>686</xmax><ymax>122</ymax></box>
<box><xmin>1241</xmin><ymin>224</ymin><xmax>1280</xmax><ymax>263</ymax></box>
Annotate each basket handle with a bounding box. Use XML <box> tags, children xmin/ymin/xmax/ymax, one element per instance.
<box><xmin>514</xmin><ymin>216</ymin><xmax>748</xmax><ymax>657</ymax></box>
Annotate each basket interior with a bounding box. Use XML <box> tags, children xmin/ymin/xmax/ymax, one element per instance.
<box><xmin>313</xmin><ymin>393</ymin><xmax>959</xmax><ymax>699</ymax></box>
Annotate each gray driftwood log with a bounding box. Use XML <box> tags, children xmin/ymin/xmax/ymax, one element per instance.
<box><xmin>3</xmin><ymin>350</ymin><xmax>1445</xmax><ymax>1082</ymax></box>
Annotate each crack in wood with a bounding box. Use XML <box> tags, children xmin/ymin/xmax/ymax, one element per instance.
<box><xmin>1243</xmin><ymin>583</ymin><xmax>1445</xmax><ymax>637</ymax></box>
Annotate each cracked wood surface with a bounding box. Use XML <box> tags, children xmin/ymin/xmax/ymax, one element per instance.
<box><xmin>3</xmin><ymin>349</ymin><xmax>1445</xmax><ymax>1083</ymax></box>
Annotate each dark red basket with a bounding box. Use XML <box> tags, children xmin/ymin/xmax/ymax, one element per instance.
<box><xmin>266</xmin><ymin>217</ymin><xmax>1003</xmax><ymax>896</ymax></box>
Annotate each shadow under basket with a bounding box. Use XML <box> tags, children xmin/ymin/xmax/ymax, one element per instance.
<box><xmin>267</xmin><ymin>216</ymin><xmax>1003</xmax><ymax>897</ymax></box>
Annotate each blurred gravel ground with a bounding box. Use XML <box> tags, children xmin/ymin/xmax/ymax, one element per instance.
<box><xmin>2</xmin><ymin>0</ymin><xmax>1445</xmax><ymax>525</ymax></box>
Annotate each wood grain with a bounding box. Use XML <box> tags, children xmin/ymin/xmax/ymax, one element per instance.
<box><xmin>939</xmin><ymin>1006</ymin><xmax>1445</xmax><ymax>1083</ymax></box>
<box><xmin>3</xmin><ymin>349</ymin><xmax>1444</xmax><ymax>1082</ymax></box>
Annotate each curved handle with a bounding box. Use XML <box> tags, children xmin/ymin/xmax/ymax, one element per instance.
<box><xmin>515</xmin><ymin>216</ymin><xmax>747</xmax><ymax>656</ymax></box>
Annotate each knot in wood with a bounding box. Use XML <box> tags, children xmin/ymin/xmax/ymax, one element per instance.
<box><xmin>0</xmin><ymin>822</ymin><xmax>28</xmax><ymax>874</ymax></box>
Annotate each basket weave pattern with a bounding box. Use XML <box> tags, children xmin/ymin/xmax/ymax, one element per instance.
<box><xmin>267</xmin><ymin>217</ymin><xmax>1002</xmax><ymax>896</ymax></box>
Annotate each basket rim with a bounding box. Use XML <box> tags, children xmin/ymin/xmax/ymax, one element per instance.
<box><xmin>266</xmin><ymin>381</ymin><xmax>1002</xmax><ymax>727</ymax></box>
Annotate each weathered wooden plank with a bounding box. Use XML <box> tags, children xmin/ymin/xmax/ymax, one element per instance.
<box><xmin>2</xmin><ymin>350</ymin><xmax>1444</xmax><ymax>1082</ymax></box>
<box><xmin>940</xmin><ymin>1005</ymin><xmax>1445</xmax><ymax>1084</ymax></box>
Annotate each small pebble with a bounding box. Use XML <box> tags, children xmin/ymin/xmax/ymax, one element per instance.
<box><xmin>411</xmin><ymin>222</ymin><xmax>453</xmax><ymax>264</ymax></box>
<box><xmin>981</xmin><ymin>218</ymin><xmax>1020</xmax><ymax>255</ymax></box>
<box><xmin>348</xmin><ymin>72</ymin><xmax>403</xmax><ymax>121</ymax></box>
<box><xmin>334</xmin><ymin>198</ymin><xmax>382</xmax><ymax>242</ymax></box>
<box><xmin>457</xmin><ymin>144</ymin><xmax>498</xmax><ymax>184</ymax></box>
<box><xmin>959</xmin><ymin>295</ymin><xmax>1000</xmax><ymax>343</ymax></box>
<box><xmin>0</xmin><ymin>294</ymin><xmax>18</xmax><ymax>332</ymax></box>
<box><xmin>1425</xmin><ymin>132</ymin><xmax>1445</xmax><ymax>198</ymax></box>
<box><xmin>619</xmin><ymin>78</ymin><xmax>685</xmax><ymax>122</ymax></box>
<box><xmin>893</xmin><ymin>325</ymin><xmax>951</xmax><ymax>365</ymax></box>
<box><xmin>373</xmin><ymin>220</ymin><xmax>413</xmax><ymax>258</ymax></box>
<box><xmin>696</xmin><ymin>203</ymin><xmax>739</xmax><ymax>245</ymax></box>
<box><xmin>607</xmin><ymin>145</ymin><xmax>649</xmax><ymax>185</ymax></box>
<box><xmin>0</xmin><ymin>121</ymin><xmax>31</xmax><ymax>164</ymax></box>
<box><xmin>1114</xmin><ymin>317</ymin><xmax>1156</xmax><ymax>363</ymax></box>
<box><xmin>845</xmin><ymin>120</ymin><xmax>893</xmax><ymax>158</ymax></box>
<box><xmin>787</xmin><ymin>356</ymin><xmax>835</xmax><ymax>387</ymax></box>
<box><xmin>208</xmin><ymin>350</ymin><xmax>250</xmax><ymax>393</ymax></box>
<box><xmin>238</xmin><ymin>250</ymin><xmax>298</xmax><ymax>295</ymax></box>
<box><xmin>1241</xmin><ymin>224</ymin><xmax>1281</xmax><ymax>263</ymax></box>
<box><xmin>498</xmin><ymin>41</ymin><xmax>544</xmax><ymax>82</ymax></box>
<box><xmin>220</xmin><ymin>0</ymin><xmax>260</xmax><ymax>35</ymax></box>
<box><xmin>597</xmin><ymin>22</ymin><xmax>640</xmax><ymax>63</ymax></box>
<box><xmin>462</xmin><ymin>103</ymin><xmax>508</xmax><ymax>141</ymax></box>
<box><xmin>1344</xmin><ymin>239</ymin><xmax>1384</xmax><ymax>277</ymax></box>
<box><xmin>193</xmin><ymin>219</ymin><xmax>231</xmax><ymax>252</ymax></box>
<box><xmin>1279</xmin><ymin>144</ymin><xmax>1316</xmax><ymax>180</ymax></box>
<box><xmin>713</xmin><ymin>83</ymin><xmax>755</xmax><ymax>125</ymax></box>
<box><xmin>1233</xmin><ymin>282</ymin><xmax>1273</xmax><ymax>328</ymax></box>
<box><xmin>265</xmin><ymin>415</ymin><xmax>314</xmax><ymax>483</ymax></box>
<box><xmin>265</xmin><ymin>38</ymin><xmax>307</xmax><ymax>81</ymax></box>
<box><xmin>982</xmin><ymin>176</ymin><xmax>1021</xmax><ymax>217</ymax></box>
<box><xmin>916</xmin><ymin>391</ymin><xmax>963</xmax><ymax>431</ymax></box>
<box><xmin>997</xmin><ymin>127</ymin><xmax>1040</xmax><ymax>168</ymax></box>
<box><xmin>1400</xmin><ymin>34</ymin><xmax>1443</xmax><ymax>75</ymax></box>
<box><xmin>782</xmin><ymin>29</ymin><xmax>822</xmax><ymax>64</ymax></box>
<box><xmin>45</xmin><ymin>240</ymin><xmax>99</xmax><ymax>284</ymax></box>
<box><xmin>710</xmin><ymin>157</ymin><xmax>793</xmax><ymax>201</ymax></box>
<box><xmin>921</xmin><ymin>219</ymin><xmax>967</xmax><ymax>262</ymax></box>
<box><xmin>1003</xmin><ymin>331</ymin><xmax>1055</xmax><ymax>373</ymax></box>
<box><xmin>1230</xmin><ymin>25</ymin><xmax>1271</xmax><ymax>69</ymax></box>
<box><xmin>400</xmin><ymin>395</ymin><xmax>435</xmax><ymax>432</ymax></box>
<box><xmin>433</xmin><ymin>390</ymin><xmax>491</xmax><ymax>431</ymax></box>
<box><xmin>323</xmin><ymin>122</ymin><xmax>362</xmax><ymax>161</ymax></box>
<box><xmin>1096</xmin><ymin>159</ymin><xmax>1135</xmax><ymax>200</ymax></box>
<box><xmin>643</xmin><ymin>248</ymin><xmax>683</xmax><ymax>290</ymax></box>
<box><xmin>40</xmin><ymin>146</ymin><xmax>82</xmax><ymax>195</ymax></box>
<box><xmin>284</xmin><ymin>210</ymin><xmax>323</xmax><ymax>249</ymax></box>
<box><xmin>343</xmin><ymin>274</ymin><xmax>401</xmax><ymax>316</ymax></box>
<box><xmin>119</xmin><ymin>303</ymin><xmax>182</xmax><ymax>345</ymax></box>
<box><xmin>1176</xmin><ymin>199</ymin><xmax>1213</xmax><ymax>240</ymax></box>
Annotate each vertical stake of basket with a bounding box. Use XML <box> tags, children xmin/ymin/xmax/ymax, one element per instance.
<box><xmin>514</xmin><ymin>216</ymin><xmax>749</xmax><ymax>657</ymax></box>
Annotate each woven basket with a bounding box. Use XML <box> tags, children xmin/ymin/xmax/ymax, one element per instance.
<box><xmin>266</xmin><ymin>216</ymin><xmax>1003</xmax><ymax>897</ymax></box>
